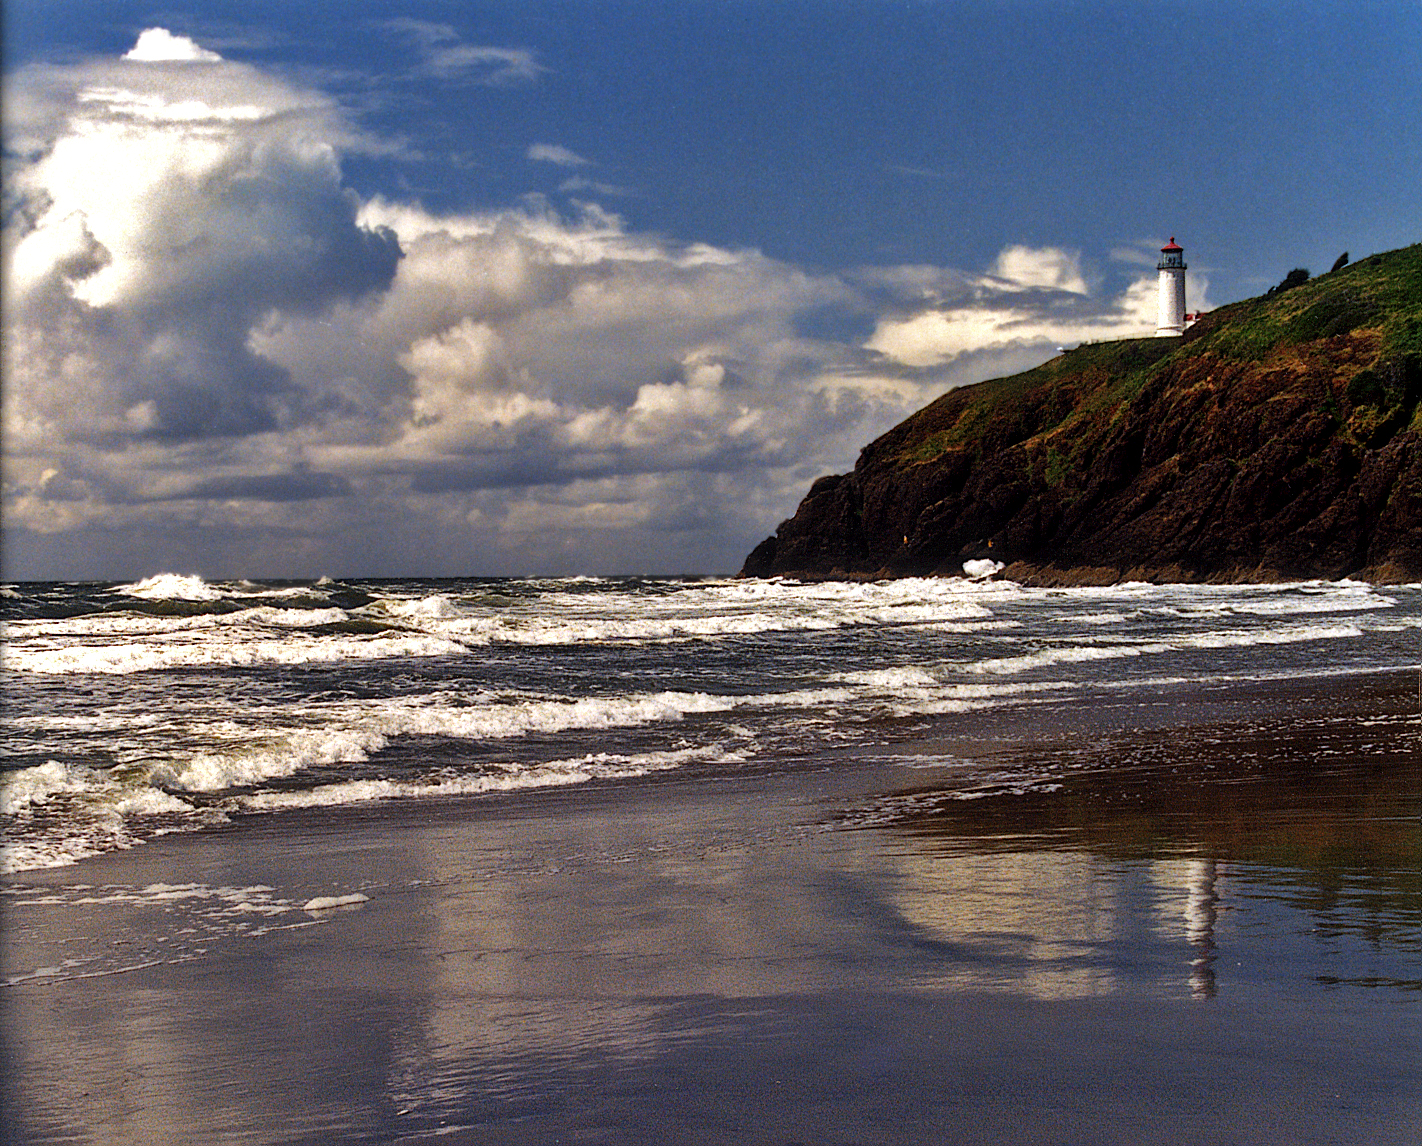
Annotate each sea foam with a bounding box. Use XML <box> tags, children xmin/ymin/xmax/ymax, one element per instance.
<box><xmin>114</xmin><ymin>573</ymin><xmax>225</xmax><ymax>601</ymax></box>
<box><xmin>6</xmin><ymin>632</ymin><xmax>468</xmax><ymax>674</ymax></box>
<box><xmin>5</xmin><ymin>574</ymin><xmax>1416</xmax><ymax>877</ymax></box>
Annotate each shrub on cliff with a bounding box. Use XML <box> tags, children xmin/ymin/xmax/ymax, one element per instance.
<box><xmin>1267</xmin><ymin>268</ymin><xmax>1311</xmax><ymax>295</ymax></box>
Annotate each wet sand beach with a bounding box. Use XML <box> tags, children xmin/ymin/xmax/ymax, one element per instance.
<box><xmin>4</xmin><ymin>670</ymin><xmax>1420</xmax><ymax>1145</ymax></box>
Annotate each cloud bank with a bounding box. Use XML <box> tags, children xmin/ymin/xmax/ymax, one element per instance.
<box><xmin>2</xmin><ymin>31</ymin><xmax>1201</xmax><ymax>578</ymax></box>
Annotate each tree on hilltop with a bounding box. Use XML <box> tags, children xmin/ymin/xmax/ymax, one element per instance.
<box><xmin>1267</xmin><ymin>268</ymin><xmax>1310</xmax><ymax>295</ymax></box>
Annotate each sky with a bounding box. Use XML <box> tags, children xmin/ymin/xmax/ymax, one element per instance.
<box><xmin>4</xmin><ymin>0</ymin><xmax>1420</xmax><ymax>580</ymax></box>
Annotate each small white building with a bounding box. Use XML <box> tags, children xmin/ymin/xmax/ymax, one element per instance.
<box><xmin>1156</xmin><ymin>237</ymin><xmax>1188</xmax><ymax>336</ymax></box>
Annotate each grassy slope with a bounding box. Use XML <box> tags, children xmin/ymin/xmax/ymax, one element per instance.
<box><xmin>875</xmin><ymin>242</ymin><xmax>1422</xmax><ymax>474</ymax></box>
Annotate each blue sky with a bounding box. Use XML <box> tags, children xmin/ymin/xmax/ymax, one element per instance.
<box><xmin>4</xmin><ymin>1</ymin><xmax>1420</xmax><ymax>578</ymax></box>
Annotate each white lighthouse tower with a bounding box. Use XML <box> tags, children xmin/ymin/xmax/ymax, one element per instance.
<box><xmin>1156</xmin><ymin>237</ymin><xmax>1187</xmax><ymax>336</ymax></box>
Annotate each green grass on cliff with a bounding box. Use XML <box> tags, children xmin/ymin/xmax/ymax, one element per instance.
<box><xmin>889</xmin><ymin>242</ymin><xmax>1422</xmax><ymax>468</ymax></box>
<box><xmin>896</xmin><ymin>336</ymin><xmax>1179</xmax><ymax>465</ymax></box>
<box><xmin>1193</xmin><ymin>242</ymin><xmax>1422</xmax><ymax>360</ymax></box>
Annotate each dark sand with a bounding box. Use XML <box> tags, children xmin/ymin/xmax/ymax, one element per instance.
<box><xmin>4</xmin><ymin>672</ymin><xmax>1420</xmax><ymax>1144</ymax></box>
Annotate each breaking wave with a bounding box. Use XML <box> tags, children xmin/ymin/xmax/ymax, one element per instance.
<box><xmin>3</xmin><ymin>573</ymin><xmax>1415</xmax><ymax>872</ymax></box>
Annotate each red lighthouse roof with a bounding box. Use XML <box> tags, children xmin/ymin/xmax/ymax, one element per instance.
<box><xmin>1161</xmin><ymin>237</ymin><xmax>1183</xmax><ymax>251</ymax></box>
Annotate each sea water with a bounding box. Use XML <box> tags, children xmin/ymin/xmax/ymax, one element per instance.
<box><xmin>4</xmin><ymin>572</ymin><xmax>1418</xmax><ymax>874</ymax></box>
<box><xmin>4</xmin><ymin>573</ymin><xmax>1422</xmax><ymax>1143</ymax></box>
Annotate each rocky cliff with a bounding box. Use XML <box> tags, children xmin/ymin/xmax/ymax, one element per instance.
<box><xmin>743</xmin><ymin>243</ymin><xmax>1422</xmax><ymax>584</ymax></box>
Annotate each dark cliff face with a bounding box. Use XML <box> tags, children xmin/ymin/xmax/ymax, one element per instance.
<box><xmin>743</xmin><ymin>243</ymin><xmax>1422</xmax><ymax>584</ymax></box>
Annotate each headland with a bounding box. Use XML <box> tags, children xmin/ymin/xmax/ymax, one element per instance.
<box><xmin>744</xmin><ymin>243</ymin><xmax>1422</xmax><ymax>584</ymax></box>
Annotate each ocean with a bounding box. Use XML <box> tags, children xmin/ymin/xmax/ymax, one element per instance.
<box><xmin>4</xmin><ymin>572</ymin><xmax>1418</xmax><ymax>875</ymax></box>
<box><xmin>3</xmin><ymin>573</ymin><xmax>1421</xmax><ymax>1143</ymax></box>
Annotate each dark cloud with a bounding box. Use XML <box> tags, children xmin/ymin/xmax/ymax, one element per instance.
<box><xmin>165</xmin><ymin>471</ymin><xmax>353</xmax><ymax>502</ymax></box>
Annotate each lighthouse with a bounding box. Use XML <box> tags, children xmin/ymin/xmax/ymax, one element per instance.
<box><xmin>1156</xmin><ymin>237</ymin><xmax>1187</xmax><ymax>336</ymax></box>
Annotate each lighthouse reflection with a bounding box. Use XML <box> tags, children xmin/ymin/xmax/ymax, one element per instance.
<box><xmin>866</xmin><ymin>704</ymin><xmax>1421</xmax><ymax>1001</ymax></box>
<box><xmin>1184</xmin><ymin>858</ymin><xmax>1220</xmax><ymax>998</ymax></box>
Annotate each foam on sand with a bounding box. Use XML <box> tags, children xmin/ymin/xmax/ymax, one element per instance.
<box><xmin>2</xmin><ymin>881</ymin><xmax>376</xmax><ymax>985</ymax></box>
<box><xmin>302</xmin><ymin>893</ymin><xmax>370</xmax><ymax>911</ymax></box>
<box><xmin>235</xmin><ymin>744</ymin><xmax>746</xmax><ymax>812</ymax></box>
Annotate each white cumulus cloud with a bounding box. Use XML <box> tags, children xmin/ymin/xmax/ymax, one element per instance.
<box><xmin>3</xmin><ymin>29</ymin><xmax>399</xmax><ymax>454</ymax></box>
<box><xmin>2</xmin><ymin>34</ymin><xmax>1205</xmax><ymax>578</ymax></box>
<box><xmin>122</xmin><ymin>28</ymin><xmax>223</xmax><ymax>63</ymax></box>
<box><xmin>864</xmin><ymin>246</ymin><xmax>1213</xmax><ymax>368</ymax></box>
<box><xmin>989</xmin><ymin>245</ymin><xmax>1090</xmax><ymax>294</ymax></box>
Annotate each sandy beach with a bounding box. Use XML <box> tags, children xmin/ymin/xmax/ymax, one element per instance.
<box><xmin>4</xmin><ymin>669</ymin><xmax>1419</xmax><ymax>1145</ymax></box>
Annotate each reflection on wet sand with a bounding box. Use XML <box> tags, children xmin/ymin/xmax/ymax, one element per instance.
<box><xmin>3</xmin><ymin>679</ymin><xmax>1418</xmax><ymax>1144</ymax></box>
<box><xmin>869</xmin><ymin>850</ymin><xmax>1235</xmax><ymax>1000</ymax></box>
<box><xmin>1184</xmin><ymin>858</ymin><xmax>1220</xmax><ymax>998</ymax></box>
<box><xmin>866</xmin><ymin>685</ymin><xmax>1421</xmax><ymax>999</ymax></box>
<box><xmin>878</xmin><ymin>849</ymin><xmax>1125</xmax><ymax>998</ymax></box>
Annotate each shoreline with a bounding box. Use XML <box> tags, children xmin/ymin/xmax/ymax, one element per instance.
<box><xmin>738</xmin><ymin>564</ymin><xmax>1422</xmax><ymax>585</ymax></box>
<box><xmin>4</xmin><ymin>669</ymin><xmax>1420</xmax><ymax>1144</ymax></box>
<box><xmin>7</xmin><ymin>658</ymin><xmax>1416</xmax><ymax>881</ymax></box>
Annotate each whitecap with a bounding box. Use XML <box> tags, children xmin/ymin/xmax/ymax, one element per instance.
<box><xmin>0</xmin><ymin>760</ymin><xmax>100</xmax><ymax>815</ymax></box>
<box><xmin>5</xmin><ymin>631</ymin><xmax>468</xmax><ymax>675</ymax></box>
<box><xmin>113</xmin><ymin>573</ymin><xmax>224</xmax><ymax>601</ymax></box>
<box><xmin>969</xmin><ymin>642</ymin><xmax>1174</xmax><ymax>675</ymax></box>
<box><xmin>966</xmin><ymin>622</ymin><xmax>1364</xmax><ymax>676</ymax></box>
<box><xmin>152</xmin><ymin>728</ymin><xmax>390</xmax><ymax>792</ymax></box>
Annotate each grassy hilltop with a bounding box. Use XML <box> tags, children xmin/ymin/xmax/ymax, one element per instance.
<box><xmin>743</xmin><ymin>243</ymin><xmax>1422</xmax><ymax>583</ymax></box>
